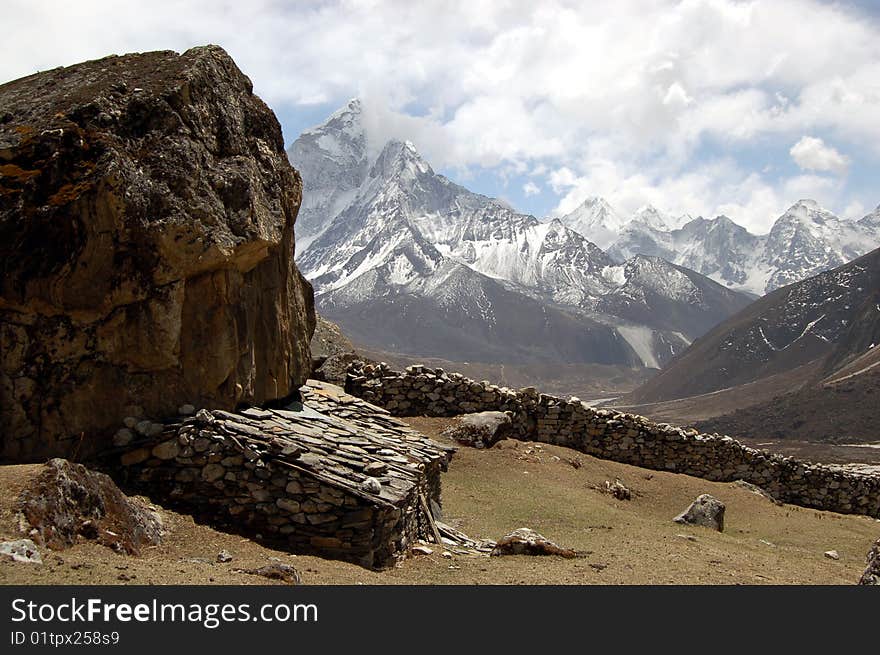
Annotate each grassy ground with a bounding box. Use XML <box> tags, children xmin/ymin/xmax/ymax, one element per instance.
<box><xmin>2</xmin><ymin>417</ymin><xmax>877</xmax><ymax>585</ymax></box>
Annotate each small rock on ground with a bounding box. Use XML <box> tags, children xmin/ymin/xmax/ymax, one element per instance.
<box><xmin>491</xmin><ymin>528</ymin><xmax>577</xmax><ymax>558</ymax></box>
<box><xmin>0</xmin><ymin>539</ymin><xmax>42</xmax><ymax>564</ymax></box>
<box><xmin>673</xmin><ymin>494</ymin><xmax>725</xmax><ymax>532</ymax></box>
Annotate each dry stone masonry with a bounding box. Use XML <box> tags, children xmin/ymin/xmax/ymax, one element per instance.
<box><xmin>345</xmin><ymin>361</ymin><xmax>880</xmax><ymax>519</ymax></box>
<box><xmin>113</xmin><ymin>380</ymin><xmax>453</xmax><ymax>569</ymax></box>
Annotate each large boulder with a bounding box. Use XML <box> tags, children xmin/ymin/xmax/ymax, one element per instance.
<box><xmin>441</xmin><ymin>411</ymin><xmax>513</xmax><ymax>449</ymax></box>
<box><xmin>0</xmin><ymin>46</ymin><xmax>315</xmax><ymax>460</ymax></box>
<box><xmin>16</xmin><ymin>458</ymin><xmax>163</xmax><ymax>555</ymax></box>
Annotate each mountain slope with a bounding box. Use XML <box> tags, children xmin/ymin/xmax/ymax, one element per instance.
<box><xmin>319</xmin><ymin>259</ymin><xmax>642</xmax><ymax>365</ymax></box>
<box><xmin>289</xmin><ymin>101</ymin><xmax>754</xmax><ymax>369</ymax></box>
<box><xmin>628</xmin><ymin>247</ymin><xmax>880</xmax><ymax>405</ymax></box>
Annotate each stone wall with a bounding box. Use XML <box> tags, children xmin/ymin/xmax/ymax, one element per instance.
<box><xmin>345</xmin><ymin>361</ymin><xmax>880</xmax><ymax>519</ymax></box>
<box><xmin>112</xmin><ymin>380</ymin><xmax>453</xmax><ymax>569</ymax></box>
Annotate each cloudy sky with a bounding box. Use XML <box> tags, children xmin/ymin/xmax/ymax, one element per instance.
<box><xmin>4</xmin><ymin>0</ymin><xmax>879</xmax><ymax>232</ymax></box>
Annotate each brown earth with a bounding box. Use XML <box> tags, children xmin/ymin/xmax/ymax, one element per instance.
<box><xmin>2</xmin><ymin>417</ymin><xmax>878</xmax><ymax>585</ymax></box>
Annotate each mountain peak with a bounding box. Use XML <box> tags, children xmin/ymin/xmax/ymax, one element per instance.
<box><xmin>300</xmin><ymin>97</ymin><xmax>364</xmax><ymax>141</ymax></box>
<box><xmin>370</xmin><ymin>138</ymin><xmax>432</xmax><ymax>179</ymax></box>
<box><xmin>632</xmin><ymin>205</ymin><xmax>671</xmax><ymax>231</ymax></box>
<box><xmin>794</xmin><ymin>198</ymin><xmax>820</xmax><ymax>210</ymax></box>
<box><xmin>779</xmin><ymin>199</ymin><xmax>836</xmax><ymax>226</ymax></box>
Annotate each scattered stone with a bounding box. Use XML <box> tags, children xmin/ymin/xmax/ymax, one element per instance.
<box><xmin>411</xmin><ymin>545</ymin><xmax>433</xmax><ymax>556</ymax></box>
<box><xmin>491</xmin><ymin>528</ymin><xmax>577</xmax><ymax>558</ymax></box>
<box><xmin>441</xmin><ymin>411</ymin><xmax>513</xmax><ymax>449</ymax></box>
<box><xmin>15</xmin><ymin>458</ymin><xmax>162</xmax><ymax>555</ymax></box>
<box><xmin>589</xmin><ymin>562</ymin><xmax>608</xmax><ymax>571</ymax></box>
<box><xmin>759</xmin><ymin>539</ymin><xmax>776</xmax><ymax>548</ymax></box>
<box><xmin>217</xmin><ymin>550</ymin><xmax>233</xmax><ymax>563</ymax></box>
<box><xmin>234</xmin><ymin>563</ymin><xmax>301</xmax><ymax>584</ymax></box>
<box><xmin>441</xmin><ymin>551</ymin><xmax>453</xmax><ymax>559</ymax></box>
<box><xmin>858</xmin><ymin>538</ymin><xmax>880</xmax><ymax>585</ymax></box>
<box><xmin>824</xmin><ymin>550</ymin><xmax>840</xmax><ymax>561</ymax></box>
<box><xmin>676</xmin><ymin>534</ymin><xmax>698</xmax><ymax>542</ymax></box>
<box><xmin>566</xmin><ymin>457</ymin><xmax>582</xmax><ymax>469</ymax></box>
<box><xmin>0</xmin><ymin>539</ymin><xmax>42</xmax><ymax>564</ymax></box>
<box><xmin>360</xmin><ymin>477</ymin><xmax>382</xmax><ymax>494</ymax></box>
<box><xmin>673</xmin><ymin>494</ymin><xmax>725</xmax><ymax>532</ymax></box>
<box><xmin>604</xmin><ymin>479</ymin><xmax>632</xmax><ymax>500</ymax></box>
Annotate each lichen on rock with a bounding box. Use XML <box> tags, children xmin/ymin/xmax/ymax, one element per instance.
<box><xmin>0</xmin><ymin>45</ymin><xmax>315</xmax><ymax>460</ymax></box>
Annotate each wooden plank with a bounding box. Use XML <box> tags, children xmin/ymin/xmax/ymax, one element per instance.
<box><xmin>419</xmin><ymin>493</ymin><xmax>443</xmax><ymax>546</ymax></box>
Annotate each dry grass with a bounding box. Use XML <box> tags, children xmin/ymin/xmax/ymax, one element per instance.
<box><xmin>1</xmin><ymin>417</ymin><xmax>878</xmax><ymax>585</ymax></box>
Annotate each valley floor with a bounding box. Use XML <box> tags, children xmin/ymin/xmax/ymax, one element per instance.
<box><xmin>2</xmin><ymin>417</ymin><xmax>878</xmax><ymax>585</ymax></box>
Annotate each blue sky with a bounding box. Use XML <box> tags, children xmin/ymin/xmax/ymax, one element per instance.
<box><xmin>4</xmin><ymin>0</ymin><xmax>880</xmax><ymax>232</ymax></box>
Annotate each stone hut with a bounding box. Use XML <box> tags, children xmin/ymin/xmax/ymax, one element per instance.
<box><xmin>115</xmin><ymin>380</ymin><xmax>453</xmax><ymax>569</ymax></box>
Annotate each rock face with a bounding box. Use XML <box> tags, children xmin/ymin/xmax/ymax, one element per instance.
<box><xmin>0</xmin><ymin>46</ymin><xmax>315</xmax><ymax>460</ymax></box>
<box><xmin>673</xmin><ymin>494</ymin><xmax>725</xmax><ymax>532</ymax></box>
<box><xmin>310</xmin><ymin>314</ymin><xmax>360</xmax><ymax>383</ymax></box>
<box><xmin>441</xmin><ymin>411</ymin><xmax>513</xmax><ymax>449</ymax></box>
<box><xmin>16</xmin><ymin>458</ymin><xmax>163</xmax><ymax>554</ymax></box>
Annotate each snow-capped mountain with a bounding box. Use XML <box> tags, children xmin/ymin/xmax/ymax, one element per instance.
<box><xmin>557</xmin><ymin>197</ymin><xmax>627</xmax><ymax>249</ymax></box>
<box><xmin>287</xmin><ymin>98</ymin><xmax>369</xmax><ymax>255</ymax></box>
<box><xmin>288</xmin><ymin>100</ymin><xmax>753</xmax><ymax>369</ymax></box>
<box><xmin>566</xmin><ymin>198</ymin><xmax>879</xmax><ymax>296</ymax></box>
<box><xmin>762</xmin><ymin>199</ymin><xmax>878</xmax><ymax>291</ymax></box>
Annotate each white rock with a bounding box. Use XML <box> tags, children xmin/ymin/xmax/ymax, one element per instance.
<box><xmin>824</xmin><ymin>550</ymin><xmax>840</xmax><ymax>561</ymax></box>
<box><xmin>0</xmin><ymin>539</ymin><xmax>42</xmax><ymax>564</ymax></box>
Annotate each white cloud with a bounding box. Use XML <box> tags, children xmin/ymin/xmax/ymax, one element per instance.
<box><xmin>789</xmin><ymin>136</ymin><xmax>850</xmax><ymax>174</ymax></box>
<box><xmin>2</xmin><ymin>0</ymin><xmax>878</xmax><ymax>230</ymax></box>
<box><xmin>523</xmin><ymin>181</ymin><xmax>541</xmax><ymax>196</ymax></box>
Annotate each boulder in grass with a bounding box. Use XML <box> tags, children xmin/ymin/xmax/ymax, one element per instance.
<box><xmin>673</xmin><ymin>494</ymin><xmax>725</xmax><ymax>532</ymax></box>
<box><xmin>441</xmin><ymin>411</ymin><xmax>513</xmax><ymax>449</ymax></box>
<box><xmin>491</xmin><ymin>528</ymin><xmax>577</xmax><ymax>558</ymax></box>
